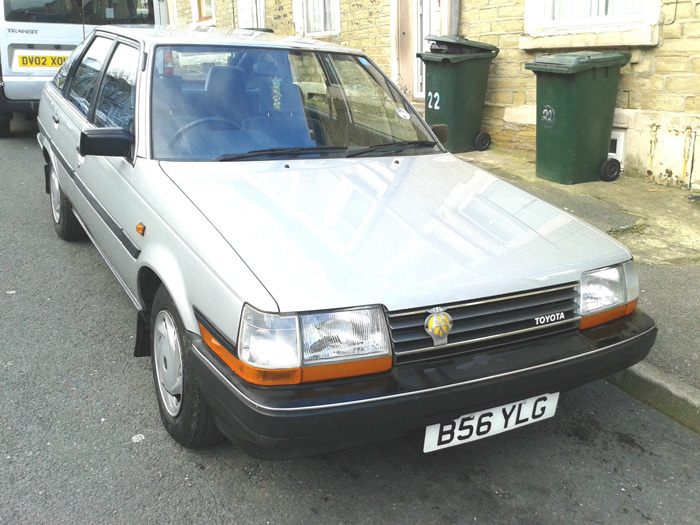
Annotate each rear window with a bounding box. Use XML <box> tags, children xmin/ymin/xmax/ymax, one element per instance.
<box><xmin>3</xmin><ymin>0</ymin><xmax>154</xmax><ymax>24</ymax></box>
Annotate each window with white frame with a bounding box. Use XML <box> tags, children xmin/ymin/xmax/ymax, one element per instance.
<box><xmin>293</xmin><ymin>0</ymin><xmax>340</xmax><ymax>36</ymax></box>
<box><xmin>521</xmin><ymin>0</ymin><xmax>661</xmax><ymax>49</ymax></box>
<box><xmin>194</xmin><ymin>0</ymin><xmax>214</xmax><ymax>22</ymax></box>
<box><xmin>238</xmin><ymin>0</ymin><xmax>266</xmax><ymax>28</ymax></box>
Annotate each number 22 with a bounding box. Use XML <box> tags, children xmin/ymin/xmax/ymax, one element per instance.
<box><xmin>428</xmin><ymin>91</ymin><xmax>441</xmax><ymax>111</ymax></box>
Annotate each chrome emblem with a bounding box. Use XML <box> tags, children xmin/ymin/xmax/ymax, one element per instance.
<box><xmin>424</xmin><ymin>307</ymin><xmax>453</xmax><ymax>346</ymax></box>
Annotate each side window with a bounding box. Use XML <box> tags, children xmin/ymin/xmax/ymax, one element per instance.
<box><xmin>94</xmin><ymin>43</ymin><xmax>139</xmax><ymax>131</ymax></box>
<box><xmin>68</xmin><ymin>36</ymin><xmax>114</xmax><ymax>118</ymax></box>
<box><xmin>52</xmin><ymin>39</ymin><xmax>89</xmax><ymax>93</ymax></box>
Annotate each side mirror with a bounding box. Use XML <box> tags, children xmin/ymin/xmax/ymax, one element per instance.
<box><xmin>431</xmin><ymin>124</ymin><xmax>448</xmax><ymax>144</ymax></box>
<box><xmin>80</xmin><ymin>128</ymin><xmax>132</xmax><ymax>158</ymax></box>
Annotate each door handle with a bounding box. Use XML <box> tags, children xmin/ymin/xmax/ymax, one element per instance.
<box><xmin>52</xmin><ymin>114</ymin><xmax>60</xmax><ymax>124</ymax></box>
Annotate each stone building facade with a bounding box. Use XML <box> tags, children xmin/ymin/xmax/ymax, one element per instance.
<box><xmin>166</xmin><ymin>0</ymin><xmax>700</xmax><ymax>190</ymax></box>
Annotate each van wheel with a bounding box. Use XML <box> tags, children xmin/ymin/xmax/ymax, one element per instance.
<box><xmin>49</xmin><ymin>163</ymin><xmax>85</xmax><ymax>240</ymax></box>
<box><xmin>151</xmin><ymin>285</ymin><xmax>223</xmax><ymax>448</ymax></box>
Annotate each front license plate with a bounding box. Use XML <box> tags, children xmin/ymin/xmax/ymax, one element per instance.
<box><xmin>423</xmin><ymin>392</ymin><xmax>559</xmax><ymax>453</ymax></box>
<box><xmin>18</xmin><ymin>55</ymin><xmax>67</xmax><ymax>68</ymax></box>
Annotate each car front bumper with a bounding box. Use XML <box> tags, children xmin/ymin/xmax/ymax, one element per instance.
<box><xmin>190</xmin><ymin>310</ymin><xmax>656</xmax><ymax>459</ymax></box>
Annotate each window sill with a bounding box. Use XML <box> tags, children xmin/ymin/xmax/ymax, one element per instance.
<box><xmin>302</xmin><ymin>30</ymin><xmax>340</xmax><ymax>38</ymax></box>
<box><xmin>519</xmin><ymin>24</ymin><xmax>659</xmax><ymax>50</ymax></box>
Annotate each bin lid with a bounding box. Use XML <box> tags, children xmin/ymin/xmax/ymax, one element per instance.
<box><xmin>525</xmin><ymin>51</ymin><xmax>631</xmax><ymax>74</ymax></box>
<box><xmin>427</xmin><ymin>35</ymin><xmax>499</xmax><ymax>53</ymax></box>
<box><xmin>417</xmin><ymin>35</ymin><xmax>499</xmax><ymax>63</ymax></box>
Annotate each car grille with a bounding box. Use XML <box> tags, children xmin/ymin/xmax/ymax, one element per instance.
<box><xmin>386</xmin><ymin>283</ymin><xmax>581</xmax><ymax>364</ymax></box>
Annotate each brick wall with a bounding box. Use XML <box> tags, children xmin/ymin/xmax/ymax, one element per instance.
<box><xmin>458</xmin><ymin>1</ymin><xmax>535</xmax><ymax>151</ymax></box>
<box><xmin>267</xmin><ymin>0</ymin><xmax>295</xmax><ymax>35</ymax></box>
<box><xmin>338</xmin><ymin>0</ymin><xmax>392</xmax><ymax>71</ymax></box>
<box><xmin>174</xmin><ymin>0</ymin><xmax>192</xmax><ymax>25</ymax></box>
<box><xmin>457</xmin><ymin>0</ymin><xmax>700</xmax><ymax>189</ymax></box>
<box><xmin>173</xmin><ymin>0</ymin><xmax>236</xmax><ymax>26</ymax></box>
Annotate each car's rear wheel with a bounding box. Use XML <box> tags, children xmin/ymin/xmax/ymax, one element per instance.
<box><xmin>0</xmin><ymin>120</ymin><xmax>10</xmax><ymax>138</ymax></box>
<box><xmin>151</xmin><ymin>285</ymin><xmax>223</xmax><ymax>448</ymax></box>
<box><xmin>49</xmin><ymin>163</ymin><xmax>85</xmax><ymax>241</ymax></box>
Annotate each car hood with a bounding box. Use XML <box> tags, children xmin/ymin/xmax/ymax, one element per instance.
<box><xmin>160</xmin><ymin>154</ymin><xmax>630</xmax><ymax>313</ymax></box>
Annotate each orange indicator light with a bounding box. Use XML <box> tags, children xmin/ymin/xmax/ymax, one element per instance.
<box><xmin>136</xmin><ymin>223</ymin><xmax>146</xmax><ymax>236</ymax></box>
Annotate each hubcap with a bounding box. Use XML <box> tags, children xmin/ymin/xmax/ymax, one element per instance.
<box><xmin>153</xmin><ymin>310</ymin><xmax>183</xmax><ymax>417</ymax></box>
<box><xmin>49</xmin><ymin>166</ymin><xmax>61</xmax><ymax>224</ymax></box>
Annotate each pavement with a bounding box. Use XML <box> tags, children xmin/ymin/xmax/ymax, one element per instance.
<box><xmin>458</xmin><ymin>147</ymin><xmax>700</xmax><ymax>434</ymax></box>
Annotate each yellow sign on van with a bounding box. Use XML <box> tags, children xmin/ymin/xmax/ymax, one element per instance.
<box><xmin>18</xmin><ymin>55</ymin><xmax>67</xmax><ymax>68</ymax></box>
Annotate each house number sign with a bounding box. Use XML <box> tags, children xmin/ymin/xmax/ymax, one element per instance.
<box><xmin>428</xmin><ymin>91</ymin><xmax>441</xmax><ymax>110</ymax></box>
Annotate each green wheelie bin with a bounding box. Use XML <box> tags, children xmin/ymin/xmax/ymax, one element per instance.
<box><xmin>417</xmin><ymin>36</ymin><xmax>499</xmax><ymax>153</ymax></box>
<box><xmin>525</xmin><ymin>51</ymin><xmax>631</xmax><ymax>184</ymax></box>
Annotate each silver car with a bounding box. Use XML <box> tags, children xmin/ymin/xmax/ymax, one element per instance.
<box><xmin>36</xmin><ymin>25</ymin><xmax>656</xmax><ymax>459</ymax></box>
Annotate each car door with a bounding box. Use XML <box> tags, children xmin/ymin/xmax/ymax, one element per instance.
<box><xmin>75</xmin><ymin>40</ymin><xmax>144</xmax><ymax>300</ymax></box>
<box><xmin>49</xmin><ymin>34</ymin><xmax>115</xmax><ymax>234</ymax></box>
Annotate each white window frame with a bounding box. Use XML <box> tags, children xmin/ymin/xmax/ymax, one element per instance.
<box><xmin>238</xmin><ymin>0</ymin><xmax>266</xmax><ymax>29</ymax></box>
<box><xmin>293</xmin><ymin>0</ymin><xmax>341</xmax><ymax>37</ymax></box>
<box><xmin>413</xmin><ymin>0</ymin><xmax>441</xmax><ymax>99</ymax></box>
<box><xmin>520</xmin><ymin>0</ymin><xmax>662</xmax><ymax>49</ymax></box>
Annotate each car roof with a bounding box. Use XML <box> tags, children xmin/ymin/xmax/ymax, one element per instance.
<box><xmin>95</xmin><ymin>25</ymin><xmax>363</xmax><ymax>55</ymax></box>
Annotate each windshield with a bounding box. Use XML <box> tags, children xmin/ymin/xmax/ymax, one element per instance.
<box><xmin>3</xmin><ymin>0</ymin><xmax>154</xmax><ymax>24</ymax></box>
<box><xmin>151</xmin><ymin>45</ymin><xmax>439</xmax><ymax>160</ymax></box>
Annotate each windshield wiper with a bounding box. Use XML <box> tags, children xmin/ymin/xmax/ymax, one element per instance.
<box><xmin>217</xmin><ymin>146</ymin><xmax>348</xmax><ymax>162</ymax></box>
<box><xmin>345</xmin><ymin>140</ymin><xmax>439</xmax><ymax>158</ymax></box>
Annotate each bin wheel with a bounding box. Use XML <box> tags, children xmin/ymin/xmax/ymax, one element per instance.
<box><xmin>600</xmin><ymin>158</ymin><xmax>621</xmax><ymax>182</ymax></box>
<box><xmin>475</xmin><ymin>132</ymin><xmax>491</xmax><ymax>151</ymax></box>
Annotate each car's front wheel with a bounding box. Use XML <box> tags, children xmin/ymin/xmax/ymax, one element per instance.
<box><xmin>49</xmin><ymin>163</ymin><xmax>85</xmax><ymax>241</ymax></box>
<box><xmin>151</xmin><ymin>285</ymin><xmax>223</xmax><ymax>448</ymax></box>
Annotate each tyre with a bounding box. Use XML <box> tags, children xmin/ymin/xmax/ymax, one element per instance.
<box><xmin>0</xmin><ymin>120</ymin><xmax>10</xmax><ymax>138</ymax></box>
<box><xmin>475</xmin><ymin>132</ymin><xmax>491</xmax><ymax>151</ymax></box>
<box><xmin>48</xmin><ymin>163</ymin><xmax>86</xmax><ymax>241</ymax></box>
<box><xmin>151</xmin><ymin>285</ymin><xmax>223</xmax><ymax>448</ymax></box>
<box><xmin>600</xmin><ymin>158</ymin><xmax>621</xmax><ymax>182</ymax></box>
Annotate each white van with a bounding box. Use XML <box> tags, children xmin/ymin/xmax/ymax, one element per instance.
<box><xmin>0</xmin><ymin>0</ymin><xmax>165</xmax><ymax>137</ymax></box>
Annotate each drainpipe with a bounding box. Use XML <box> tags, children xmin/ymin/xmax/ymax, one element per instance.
<box><xmin>449</xmin><ymin>0</ymin><xmax>461</xmax><ymax>36</ymax></box>
<box><xmin>688</xmin><ymin>128</ymin><xmax>697</xmax><ymax>190</ymax></box>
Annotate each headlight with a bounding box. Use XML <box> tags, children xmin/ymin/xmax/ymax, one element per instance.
<box><xmin>300</xmin><ymin>308</ymin><xmax>391</xmax><ymax>365</ymax></box>
<box><xmin>223</xmin><ymin>304</ymin><xmax>392</xmax><ymax>385</ymax></box>
<box><xmin>579</xmin><ymin>260</ymin><xmax>639</xmax><ymax>329</ymax></box>
<box><xmin>238</xmin><ymin>307</ymin><xmax>300</xmax><ymax>369</ymax></box>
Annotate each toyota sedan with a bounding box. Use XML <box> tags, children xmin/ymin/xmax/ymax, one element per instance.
<box><xmin>36</xmin><ymin>25</ymin><xmax>656</xmax><ymax>459</ymax></box>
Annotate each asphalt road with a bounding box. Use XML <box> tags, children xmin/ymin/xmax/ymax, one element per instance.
<box><xmin>2</xmin><ymin>119</ymin><xmax>699</xmax><ymax>524</ymax></box>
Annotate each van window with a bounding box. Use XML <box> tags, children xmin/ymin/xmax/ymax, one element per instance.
<box><xmin>3</xmin><ymin>0</ymin><xmax>155</xmax><ymax>24</ymax></box>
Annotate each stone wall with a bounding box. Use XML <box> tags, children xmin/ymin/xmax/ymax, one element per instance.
<box><xmin>338</xmin><ymin>0</ymin><xmax>392</xmax><ymax>71</ymax></box>
<box><xmin>266</xmin><ymin>0</ymin><xmax>295</xmax><ymax>35</ymax></box>
<box><xmin>457</xmin><ymin>0</ymin><xmax>700</xmax><ymax>189</ymax></box>
<box><xmin>172</xmin><ymin>0</ymin><xmax>236</xmax><ymax>26</ymax></box>
<box><xmin>458</xmin><ymin>1</ymin><xmax>536</xmax><ymax>151</ymax></box>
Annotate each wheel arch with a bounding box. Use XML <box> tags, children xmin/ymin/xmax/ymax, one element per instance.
<box><xmin>133</xmin><ymin>253</ymin><xmax>190</xmax><ymax>357</ymax></box>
